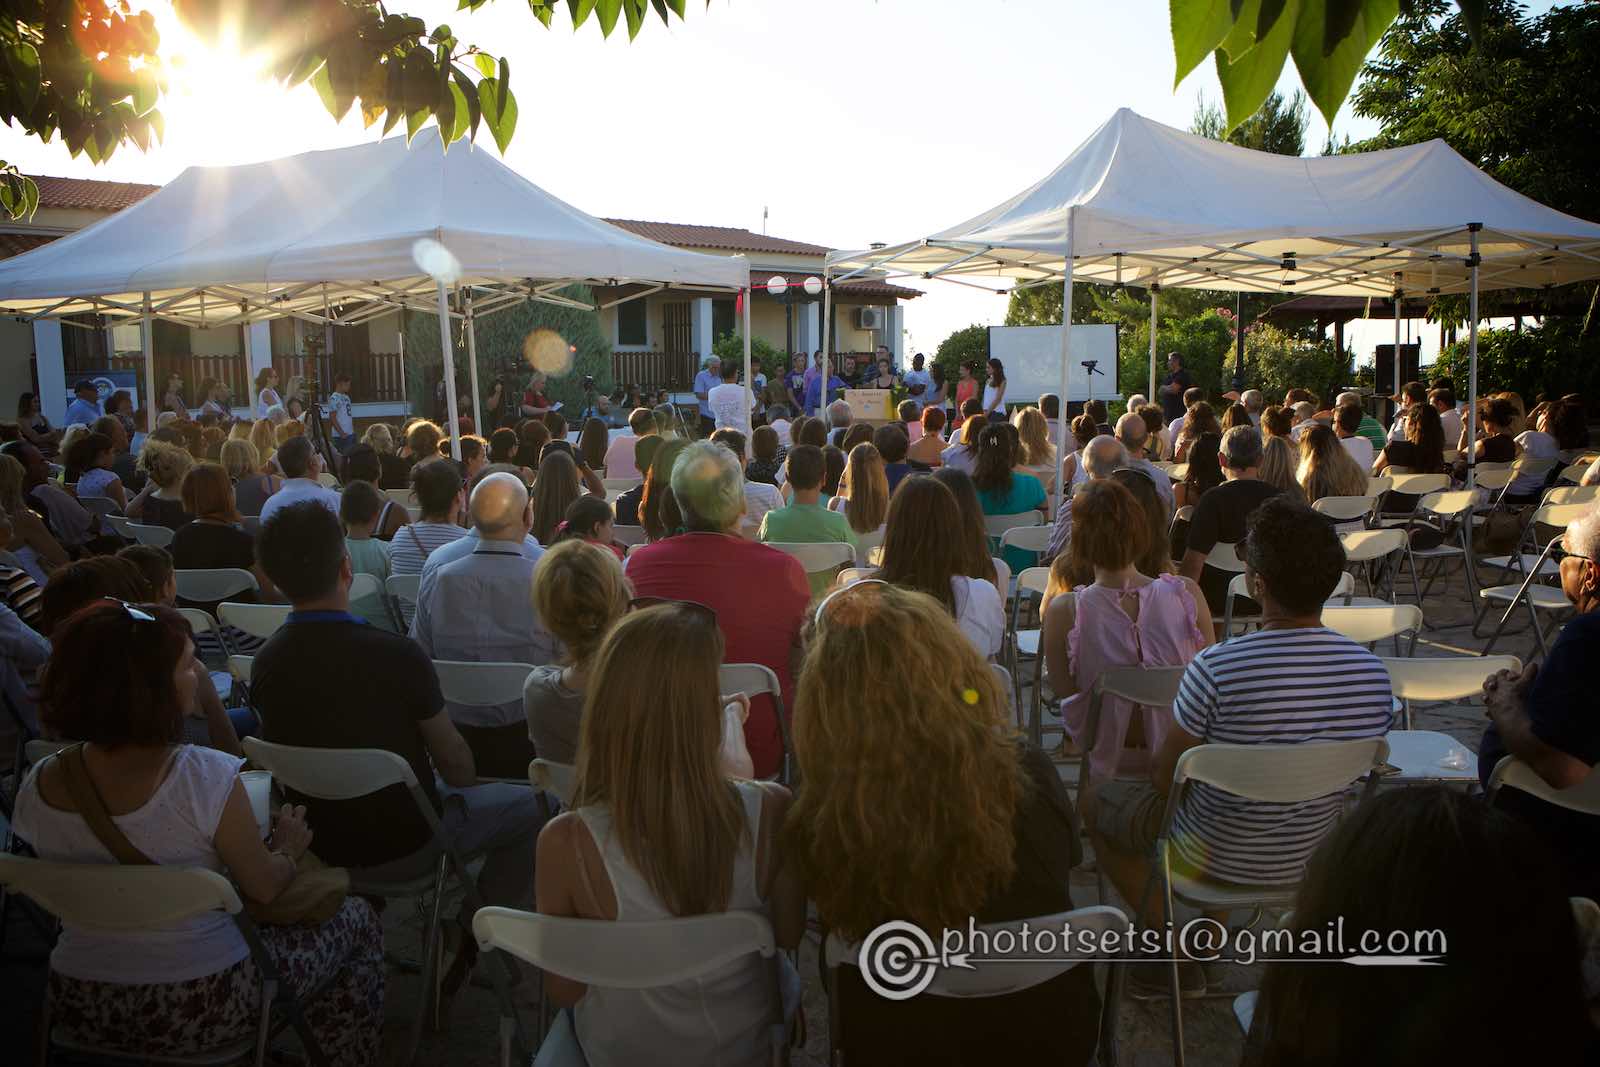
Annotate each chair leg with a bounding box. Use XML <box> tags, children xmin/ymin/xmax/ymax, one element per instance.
<box><xmin>1162</xmin><ymin>858</ymin><xmax>1186</xmax><ymax>1067</ymax></box>
<box><xmin>1098</xmin><ymin>960</ymin><xmax>1124</xmax><ymax>1067</ymax></box>
<box><xmin>254</xmin><ymin>977</ymin><xmax>277</xmax><ymax>1067</ymax></box>
<box><xmin>405</xmin><ymin>856</ymin><xmax>449</xmax><ymax>1066</ymax></box>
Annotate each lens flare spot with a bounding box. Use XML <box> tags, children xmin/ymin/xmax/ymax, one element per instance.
<box><xmin>523</xmin><ymin>329</ymin><xmax>573</xmax><ymax>376</ymax></box>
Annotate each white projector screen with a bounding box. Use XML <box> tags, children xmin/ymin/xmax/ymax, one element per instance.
<box><xmin>986</xmin><ymin>324</ymin><xmax>1120</xmax><ymax>405</ymax></box>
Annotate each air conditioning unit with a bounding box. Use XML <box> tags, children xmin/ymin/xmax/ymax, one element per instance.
<box><xmin>856</xmin><ymin>307</ymin><xmax>886</xmax><ymax>331</ymax></box>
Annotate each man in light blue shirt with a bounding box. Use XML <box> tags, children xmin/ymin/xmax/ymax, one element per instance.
<box><xmin>410</xmin><ymin>472</ymin><xmax>556</xmax><ymax>777</ymax></box>
<box><xmin>692</xmin><ymin>355</ymin><xmax>722</xmax><ymax>437</ymax></box>
<box><xmin>258</xmin><ymin>437</ymin><xmax>341</xmax><ymax>525</ymax></box>
<box><xmin>64</xmin><ymin>380</ymin><xmax>102</xmax><ymax>427</ymax></box>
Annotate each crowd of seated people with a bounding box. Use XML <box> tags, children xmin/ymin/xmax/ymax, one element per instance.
<box><xmin>2</xmin><ymin>375</ymin><xmax>1596</xmax><ymax>1066</ymax></box>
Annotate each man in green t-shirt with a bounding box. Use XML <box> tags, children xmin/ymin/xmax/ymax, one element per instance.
<box><xmin>757</xmin><ymin>444</ymin><xmax>857</xmax><ymax>595</ymax></box>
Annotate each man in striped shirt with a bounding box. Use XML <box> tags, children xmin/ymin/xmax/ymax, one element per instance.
<box><xmin>1092</xmin><ymin>495</ymin><xmax>1393</xmax><ymax>998</ymax></box>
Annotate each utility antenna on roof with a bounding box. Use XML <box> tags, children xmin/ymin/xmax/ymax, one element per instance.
<box><xmin>762</xmin><ymin>205</ymin><xmax>768</xmax><ymax>234</ymax></box>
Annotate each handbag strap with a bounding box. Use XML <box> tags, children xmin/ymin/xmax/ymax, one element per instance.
<box><xmin>57</xmin><ymin>743</ymin><xmax>155</xmax><ymax>866</ymax></box>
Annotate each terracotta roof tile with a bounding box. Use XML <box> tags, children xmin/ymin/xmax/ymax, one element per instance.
<box><xmin>28</xmin><ymin>174</ymin><xmax>160</xmax><ymax>212</ymax></box>
<box><xmin>605</xmin><ymin>219</ymin><xmax>831</xmax><ymax>257</ymax></box>
<box><xmin>0</xmin><ymin>232</ymin><xmax>57</xmax><ymax>259</ymax></box>
<box><xmin>749</xmin><ymin>270</ymin><xmax>921</xmax><ymax>300</ymax></box>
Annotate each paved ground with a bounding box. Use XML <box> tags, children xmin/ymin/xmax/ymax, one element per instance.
<box><xmin>1</xmin><ymin>553</ymin><xmax>1548</xmax><ymax>1065</ymax></box>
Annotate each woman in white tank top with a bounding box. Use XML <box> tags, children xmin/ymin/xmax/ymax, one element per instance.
<box><xmin>535</xmin><ymin>601</ymin><xmax>804</xmax><ymax>1067</ymax></box>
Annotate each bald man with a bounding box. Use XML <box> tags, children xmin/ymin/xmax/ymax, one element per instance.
<box><xmin>411</xmin><ymin>471</ymin><xmax>556</xmax><ymax>776</ymax></box>
<box><xmin>1046</xmin><ymin>434</ymin><xmax>1128</xmax><ymax>561</ymax></box>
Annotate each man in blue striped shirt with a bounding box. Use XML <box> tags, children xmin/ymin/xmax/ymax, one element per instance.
<box><xmin>1092</xmin><ymin>495</ymin><xmax>1393</xmax><ymax>998</ymax></box>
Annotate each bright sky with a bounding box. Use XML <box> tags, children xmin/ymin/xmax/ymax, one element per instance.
<box><xmin>1</xmin><ymin>0</ymin><xmax>1532</xmax><ymax>366</ymax></box>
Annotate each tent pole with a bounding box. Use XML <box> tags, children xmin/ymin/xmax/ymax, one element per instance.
<box><xmin>464</xmin><ymin>290</ymin><xmax>483</xmax><ymax>435</ymax></box>
<box><xmin>820</xmin><ymin>269</ymin><xmax>832</xmax><ymax>418</ymax></box>
<box><xmin>1466</xmin><ymin>224</ymin><xmax>1482</xmax><ymax>489</ymax></box>
<box><xmin>141</xmin><ymin>292</ymin><xmax>154</xmax><ymax>433</ymax></box>
<box><xmin>742</xmin><ymin>283</ymin><xmax>753</xmax><ymax>455</ymax></box>
<box><xmin>436</xmin><ymin>282</ymin><xmax>462</xmax><ymax>460</ymax></box>
<box><xmin>1392</xmin><ymin>275</ymin><xmax>1403</xmax><ymax>425</ymax></box>
<box><xmin>397</xmin><ymin>325</ymin><xmax>408</xmax><ymax>416</ymax></box>
<box><xmin>1147</xmin><ymin>284</ymin><xmax>1159</xmax><ymax>404</ymax></box>
<box><xmin>1053</xmin><ymin>210</ymin><xmax>1075</xmax><ymax>522</ymax></box>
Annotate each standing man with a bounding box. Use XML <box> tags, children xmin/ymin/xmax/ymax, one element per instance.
<box><xmin>1158</xmin><ymin>353</ymin><xmax>1193</xmax><ymax>424</ymax></box>
<box><xmin>64</xmin><ymin>379</ymin><xmax>102</xmax><ymax>428</ymax></box>
<box><xmin>902</xmin><ymin>353</ymin><xmax>932</xmax><ymax>413</ymax></box>
<box><xmin>693</xmin><ymin>355</ymin><xmax>722</xmax><ymax>438</ymax></box>
<box><xmin>324</xmin><ymin>372</ymin><xmax>357</xmax><ymax>454</ymax></box>
<box><xmin>708</xmin><ymin>360</ymin><xmax>755</xmax><ymax>440</ymax></box>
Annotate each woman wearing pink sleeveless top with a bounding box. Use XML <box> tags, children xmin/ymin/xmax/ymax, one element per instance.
<box><xmin>1041</xmin><ymin>480</ymin><xmax>1212</xmax><ymax>811</ymax></box>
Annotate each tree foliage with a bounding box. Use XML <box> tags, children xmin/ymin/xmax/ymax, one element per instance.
<box><xmin>933</xmin><ymin>324</ymin><xmax>990</xmax><ymax>386</ymax></box>
<box><xmin>1191</xmin><ymin>89</ymin><xmax>1310</xmax><ymax>156</ymax></box>
<box><xmin>1168</xmin><ymin>0</ymin><xmax>1485</xmax><ymax>133</ymax></box>
<box><xmin>1243</xmin><ymin>321</ymin><xmax>1352</xmax><ymax>404</ymax></box>
<box><xmin>0</xmin><ymin>0</ymin><xmax>705</xmax><ymax>219</ymax></box>
<box><xmin>1429</xmin><ymin>318</ymin><xmax>1600</xmax><ymax>406</ymax></box>
<box><xmin>712</xmin><ymin>330</ymin><xmax>787</xmax><ymax>380</ymax></box>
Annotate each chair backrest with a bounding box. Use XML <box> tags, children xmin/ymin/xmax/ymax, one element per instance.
<box><xmin>1173</xmin><ymin>738</ymin><xmax>1390</xmax><ymax>802</ymax></box>
<box><xmin>23</xmin><ymin>737</ymin><xmax>70</xmax><ymax>764</ymax></box>
<box><xmin>1473</xmin><ymin>467</ymin><xmax>1514</xmax><ymax>491</ymax></box>
<box><xmin>1416</xmin><ymin>489</ymin><xmax>1476</xmax><ymax>518</ymax></box>
<box><xmin>1319</xmin><ymin>605</ymin><xmax>1424</xmax><ymax>645</ymax></box>
<box><xmin>1488</xmin><ymin>756</ymin><xmax>1600</xmax><ymax>816</ymax></box>
<box><xmin>1172</xmin><ymin>504</ymin><xmax>1195</xmax><ymax>524</ymax></box>
<box><xmin>176</xmin><ymin>607</ymin><xmax>223</xmax><ymax>642</ymax></box>
<box><xmin>1545</xmin><ymin>485</ymin><xmax>1599</xmax><ymax>506</ymax></box>
<box><xmin>383</xmin><ymin>487</ymin><xmax>415</xmax><ymax>507</ymax></box>
<box><xmin>242</xmin><ymin>736</ymin><xmax>421</xmax><ymax>798</ymax></box>
<box><xmin>227</xmin><ymin>654</ymin><xmax>254</xmax><ymax>684</ymax></box>
<box><xmin>1475</xmin><ymin>460</ymin><xmax>1514</xmax><ymax>473</ymax></box>
<box><xmin>0</xmin><ymin>853</ymin><xmax>241</xmax><ymax>931</ymax></box>
<box><xmin>433</xmin><ymin>660</ymin><xmax>536</xmax><ymax>708</ymax></box>
<box><xmin>1016</xmin><ymin>566</ymin><xmax>1050</xmax><ymax>598</ymax></box>
<box><xmin>128</xmin><ymin>522</ymin><xmax>174</xmax><ymax>548</ymax></box>
<box><xmin>836</xmin><ymin>567</ymin><xmax>874</xmax><ymax>587</ymax></box>
<box><xmin>386</xmin><ymin>572</ymin><xmax>422</xmax><ymax>607</ymax></box>
<box><xmin>175</xmin><ymin>567</ymin><xmax>259</xmax><ymax>603</ymax></box>
<box><xmin>1168</xmin><ymin>463</ymin><xmax>1189</xmax><ymax>483</ymax></box>
<box><xmin>999</xmin><ymin>525</ymin><xmax>1053</xmax><ymax>556</ymax></box>
<box><xmin>76</xmin><ymin>495</ymin><xmax>121</xmax><ymax>517</ymax></box>
<box><xmin>104</xmin><ymin>514</ymin><xmax>136</xmax><ymax>539</ymax></box>
<box><xmin>1205</xmin><ymin>540</ymin><xmax>1247</xmax><ymax>574</ymax></box>
<box><xmin>218</xmin><ymin>601</ymin><xmax>292</xmax><ymax>640</ymax></box>
<box><xmin>602</xmin><ymin>477</ymin><xmax>642</xmax><ymax>492</ymax></box>
<box><xmin>612</xmin><ymin>524</ymin><xmax>648</xmax><ymax>548</ymax></box>
<box><xmin>1339</xmin><ymin>528</ymin><xmax>1405</xmax><ymax>563</ymax></box>
<box><xmin>990</xmin><ymin>557</ymin><xmax>1011</xmax><ymax>595</ymax></box>
<box><xmin>1530</xmin><ymin>502</ymin><xmax>1592</xmax><ymax>531</ymax></box>
<box><xmin>982</xmin><ymin>511</ymin><xmax>1042</xmax><ymax>538</ymax></box>
<box><xmin>528</xmin><ymin>758</ymin><xmax>576</xmax><ymax>804</ymax></box>
<box><xmin>1383</xmin><ymin>654</ymin><xmax>1521</xmax><ymax>702</ymax></box>
<box><xmin>1096</xmin><ymin>665</ymin><xmax>1186</xmax><ymax>709</ymax></box>
<box><xmin>241</xmin><ymin>515</ymin><xmax>261</xmax><ymax>538</ymax></box>
<box><xmin>719</xmin><ymin>662</ymin><xmax>782</xmax><ymax>700</ymax></box>
<box><xmin>826</xmin><ymin>904</ymin><xmax>1129</xmax><ymax>998</ymax></box>
<box><xmin>767</xmin><ymin>541</ymin><xmax>854</xmax><ymax>574</ymax></box>
<box><xmin>1365</xmin><ymin>475</ymin><xmax>1393</xmax><ymax>496</ymax></box>
<box><xmin>1311</xmin><ymin>495</ymin><xmax>1378</xmax><ymax>522</ymax></box>
<box><xmin>853</xmin><ymin>526</ymin><xmax>886</xmax><ymax>566</ymax></box>
<box><xmin>473</xmin><ymin>907</ymin><xmax>776</xmax><ymax>988</ymax></box>
<box><xmin>316</xmin><ymin>472</ymin><xmax>340</xmax><ymax>489</ymax></box>
<box><xmin>1387</xmin><ymin>473</ymin><xmax>1450</xmax><ymax>497</ymax></box>
<box><xmin>348</xmin><ymin>572</ymin><xmax>382</xmax><ymax>601</ymax></box>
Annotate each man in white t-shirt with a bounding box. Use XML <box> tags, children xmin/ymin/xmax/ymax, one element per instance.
<box><xmin>901</xmin><ymin>352</ymin><xmax>933</xmax><ymax>413</ymax></box>
<box><xmin>1431</xmin><ymin>387</ymin><xmax>1462</xmax><ymax>452</ymax></box>
<box><xmin>1333</xmin><ymin>403</ymin><xmax>1375</xmax><ymax>470</ymax></box>
<box><xmin>711</xmin><ymin>428</ymin><xmax>780</xmax><ymax>538</ymax></box>
<box><xmin>707</xmin><ymin>361</ymin><xmax>754</xmax><ymax>443</ymax></box>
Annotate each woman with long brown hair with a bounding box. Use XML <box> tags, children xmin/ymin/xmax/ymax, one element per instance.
<box><xmin>828</xmin><ymin>442</ymin><xmax>889</xmax><ymax>536</ymax></box>
<box><xmin>786</xmin><ymin>583</ymin><xmax>1099</xmax><ymax>1065</ymax></box>
<box><xmin>930</xmin><ymin>467</ymin><xmax>1000</xmax><ymax>588</ymax></box>
<box><xmin>1258</xmin><ymin>435</ymin><xmax>1308</xmax><ymax>505</ymax></box>
<box><xmin>1011</xmin><ymin>405</ymin><xmax>1058</xmax><ymax>496</ymax></box>
<box><xmin>872</xmin><ymin>476</ymin><xmax>1003</xmax><ymax>657</ymax></box>
<box><xmin>536</xmin><ymin>602</ymin><xmax>803</xmax><ymax>1065</ymax></box>
<box><xmin>1174</xmin><ymin>401</ymin><xmax>1222</xmax><ymax>462</ymax></box>
<box><xmin>171</xmin><ymin>462</ymin><xmax>279</xmax><ymax>602</ymax></box>
<box><xmin>639</xmin><ymin>437</ymin><xmax>690</xmax><ymax>542</ymax></box>
<box><xmin>529</xmin><ymin>450</ymin><xmax>582</xmax><ymax>545</ymax></box>
<box><xmin>577</xmin><ymin>416</ymin><xmax>609</xmax><ymax>471</ymax></box>
<box><xmin>1373</xmin><ymin>400</ymin><xmax>1444</xmax><ymax>476</ymax></box>
<box><xmin>1297</xmin><ymin>424</ymin><xmax>1368</xmax><ymax>504</ymax></box>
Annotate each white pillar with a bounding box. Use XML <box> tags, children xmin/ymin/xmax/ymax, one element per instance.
<box><xmin>1147</xmin><ymin>285</ymin><xmax>1159</xmax><ymax>403</ymax></box>
<box><xmin>142</xmin><ymin>293</ymin><xmax>155</xmax><ymax>434</ymax></box>
<box><xmin>1393</xmin><ymin>275</ymin><xmax>1403</xmax><ymax>406</ymax></box>
<box><xmin>797</xmin><ymin>301</ymin><xmax>819</xmax><ymax>354</ymax></box>
<box><xmin>464</xmin><ymin>290</ymin><xmax>483</xmax><ymax>435</ymax></box>
<box><xmin>246</xmin><ymin>322</ymin><xmax>272</xmax><ymax>415</ymax></box>
<box><xmin>1467</xmin><ymin>225</ymin><xmax>1481</xmax><ymax>489</ymax></box>
<box><xmin>742</xmin><ymin>287</ymin><xmax>753</xmax><ymax>448</ymax></box>
<box><xmin>691</xmin><ymin>296</ymin><xmax>714</xmax><ymax>365</ymax></box>
<box><xmin>820</xmin><ymin>272</ymin><xmax>832</xmax><ymax>417</ymax></box>
<box><xmin>1053</xmin><ymin>210</ymin><xmax>1076</xmax><ymax>522</ymax></box>
<box><xmin>436</xmin><ymin>283</ymin><xmax>461</xmax><ymax>460</ymax></box>
<box><xmin>32</xmin><ymin>319</ymin><xmax>66</xmax><ymax>426</ymax></box>
<box><xmin>886</xmin><ymin>305</ymin><xmax>904</xmax><ymax>366</ymax></box>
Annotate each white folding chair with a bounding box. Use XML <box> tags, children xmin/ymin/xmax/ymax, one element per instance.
<box><xmin>432</xmin><ymin>660</ymin><xmax>537</xmax><ymax>782</ymax></box>
<box><xmin>175</xmin><ymin>568</ymin><xmax>259</xmax><ymax>605</ymax></box>
<box><xmin>1319</xmin><ymin>604</ymin><xmax>1423</xmax><ymax>656</ymax></box>
<box><xmin>76</xmin><ymin>495</ymin><xmax>122</xmax><ymax>518</ymax></box>
<box><xmin>23</xmin><ymin>737</ymin><xmax>71</xmax><ymax>765</ymax></box>
<box><xmin>1007</xmin><ymin>566</ymin><xmax>1051</xmax><ymax>739</ymax></box>
<box><xmin>1080</xmin><ymin>666</ymin><xmax>1188</xmax><ymax>870</ymax></box>
<box><xmin>1311</xmin><ymin>494</ymin><xmax>1378</xmax><ymax>528</ymax></box>
<box><xmin>1474</xmin><ymin>506</ymin><xmax>1587</xmax><ymax>657</ymax></box>
<box><xmin>104</xmin><ymin>513</ymin><xmax>137</xmax><ymax>540</ymax></box>
<box><xmin>241</xmin><ymin>515</ymin><xmax>261</xmax><ymax>538</ymax></box>
<box><xmin>178</xmin><ymin>607</ymin><xmax>230</xmax><ymax>661</ymax></box>
<box><xmin>1395</xmin><ymin>490</ymin><xmax>1478</xmax><ymax>608</ymax></box>
<box><xmin>384</xmin><ymin>487</ymin><xmax>416</xmax><ymax>507</ymax></box>
<box><xmin>0</xmin><ymin>853</ymin><xmax>328</xmax><ymax>1066</ymax></box>
<box><xmin>1378</xmin><ymin>730</ymin><xmax>1479</xmax><ymax>786</ymax></box>
<box><xmin>1382</xmin><ymin>654</ymin><xmax>1520</xmax><ymax>731</ymax></box>
<box><xmin>316</xmin><ymin>472</ymin><xmax>340</xmax><ymax>489</ymax></box>
<box><xmin>720</xmin><ymin>662</ymin><xmax>793</xmax><ymax>785</ymax></box>
<box><xmin>527</xmin><ymin>758</ymin><xmax>575</xmax><ymax>806</ymax></box>
<box><xmin>127</xmin><ymin>522</ymin><xmax>174</xmax><ymax>548</ymax></box>
<box><xmin>1167</xmin><ymin>463</ymin><xmax>1190</xmax><ymax>483</ymax></box>
<box><xmin>1545</xmin><ymin>485</ymin><xmax>1599</xmax><ymax>506</ymax></box>
<box><xmin>852</xmin><ymin>526</ymin><xmax>885</xmax><ymax>568</ymax></box>
<box><xmin>1148</xmin><ymin>737</ymin><xmax>1391</xmax><ymax>1065</ymax></box>
<box><xmin>990</xmin><ymin>557</ymin><xmax>1011</xmax><ymax>601</ymax></box>
<box><xmin>765</xmin><ymin>542</ymin><xmax>854</xmax><ymax>584</ymax></box>
<box><xmin>1365</xmin><ymin>475</ymin><xmax>1393</xmax><ymax>497</ymax></box>
<box><xmin>386</xmin><ymin>572</ymin><xmax>422</xmax><ymax>630</ymax></box>
<box><xmin>473</xmin><ymin>908</ymin><xmax>789</xmax><ymax>1067</ymax></box>
<box><xmin>348</xmin><ymin>572</ymin><xmax>382</xmax><ymax>603</ymax></box>
<box><xmin>611</xmin><ymin>524</ymin><xmax>648</xmax><ymax>548</ymax></box>
<box><xmin>982</xmin><ymin>511</ymin><xmax>1042</xmax><ymax>540</ymax></box>
<box><xmin>1339</xmin><ymin>528</ymin><xmax>1406</xmax><ymax>600</ymax></box>
<box><xmin>825</xmin><ymin>905</ymin><xmax>1128</xmax><ymax>1067</ymax></box>
<box><xmin>998</xmin><ymin>524</ymin><xmax>1052</xmax><ymax>571</ymax></box>
<box><xmin>242</xmin><ymin>738</ymin><xmax>526</xmax><ymax>1063</ymax></box>
<box><xmin>835</xmin><ymin>567</ymin><xmax>875</xmax><ymax>586</ymax></box>
<box><xmin>601</xmin><ymin>477</ymin><xmax>640</xmax><ymax>493</ymax></box>
<box><xmin>218</xmin><ymin>602</ymin><xmax>291</xmax><ymax>642</ymax></box>
<box><xmin>1487</xmin><ymin>756</ymin><xmax>1600</xmax><ymax>815</ymax></box>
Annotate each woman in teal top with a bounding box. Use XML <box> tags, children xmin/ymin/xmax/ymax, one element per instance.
<box><xmin>971</xmin><ymin>422</ymin><xmax>1047</xmax><ymax>574</ymax></box>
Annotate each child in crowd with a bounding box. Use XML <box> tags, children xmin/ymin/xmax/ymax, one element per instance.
<box><xmin>116</xmin><ymin>543</ymin><xmax>176</xmax><ymax>606</ymax></box>
<box><xmin>745</xmin><ymin>425</ymin><xmax>784</xmax><ymax>487</ymax></box>
<box><xmin>552</xmin><ymin>494</ymin><xmax>624</xmax><ymax>560</ymax></box>
<box><xmin>339</xmin><ymin>480</ymin><xmax>397</xmax><ymax>631</ymax></box>
<box><xmin>325</xmin><ymin>372</ymin><xmax>356</xmax><ymax>454</ymax></box>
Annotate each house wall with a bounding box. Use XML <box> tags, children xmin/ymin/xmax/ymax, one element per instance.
<box><xmin>0</xmin><ymin>318</ymin><xmax>37</xmax><ymax>411</ymax></box>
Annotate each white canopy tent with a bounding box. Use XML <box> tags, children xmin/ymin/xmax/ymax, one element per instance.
<box><xmin>0</xmin><ymin>128</ymin><xmax>753</xmax><ymax>456</ymax></box>
<box><xmin>828</xmin><ymin>108</ymin><xmax>1600</xmax><ymax>485</ymax></box>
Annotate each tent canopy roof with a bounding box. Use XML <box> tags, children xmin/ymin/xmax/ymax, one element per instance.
<box><xmin>828</xmin><ymin>109</ymin><xmax>1600</xmax><ymax>299</ymax></box>
<box><xmin>0</xmin><ymin>128</ymin><xmax>749</xmax><ymax>326</ymax></box>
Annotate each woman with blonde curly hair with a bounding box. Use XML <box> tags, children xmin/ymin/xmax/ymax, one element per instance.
<box><xmin>1258</xmin><ymin>434</ymin><xmax>1307</xmax><ymax>504</ymax></box>
<box><xmin>247</xmin><ymin>417</ymin><xmax>278</xmax><ymax>472</ymax></box>
<box><xmin>1011</xmin><ymin>405</ymin><xmax>1058</xmax><ymax>496</ymax></box>
<box><xmin>785</xmin><ymin>582</ymin><xmax>1097</xmax><ymax>1064</ymax></box>
<box><xmin>403</xmin><ymin>420</ymin><xmax>444</xmax><ymax>466</ymax></box>
<box><xmin>1297</xmin><ymin>424</ymin><xmax>1368</xmax><ymax>504</ymax></box>
<box><xmin>535</xmin><ymin>602</ymin><xmax>802</xmax><ymax>1065</ymax></box>
<box><xmin>126</xmin><ymin>440</ymin><xmax>195</xmax><ymax>529</ymax></box>
<box><xmin>361</xmin><ymin>422</ymin><xmax>411</xmax><ymax>488</ymax></box>
<box><xmin>273</xmin><ymin>419</ymin><xmax>305</xmax><ymax>447</ymax></box>
<box><xmin>523</xmin><ymin>540</ymin><xmax>630</xmax><ymax>763</ymax></box>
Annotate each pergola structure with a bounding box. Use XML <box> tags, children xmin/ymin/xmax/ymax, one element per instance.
<box><xmin>827</xmin><ymin>109</ymin><xmax>1600</xmax><ymax>484</ymax></box>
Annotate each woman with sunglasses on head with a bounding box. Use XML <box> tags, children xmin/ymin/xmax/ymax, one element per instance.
<box><xmin>786</xmin><ymin>583</ymin><xmax>1098</xmax><ymax>1065</ymax></box>
<box><xmin>535</xmin><ymin>602</ymin><xmax>804</xmax><ymax>1065</ymax></box>
<box><xmin>12</xmin><ymin>600</ymin><xmax>384</xmax><ymax>1065</ymax></box>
